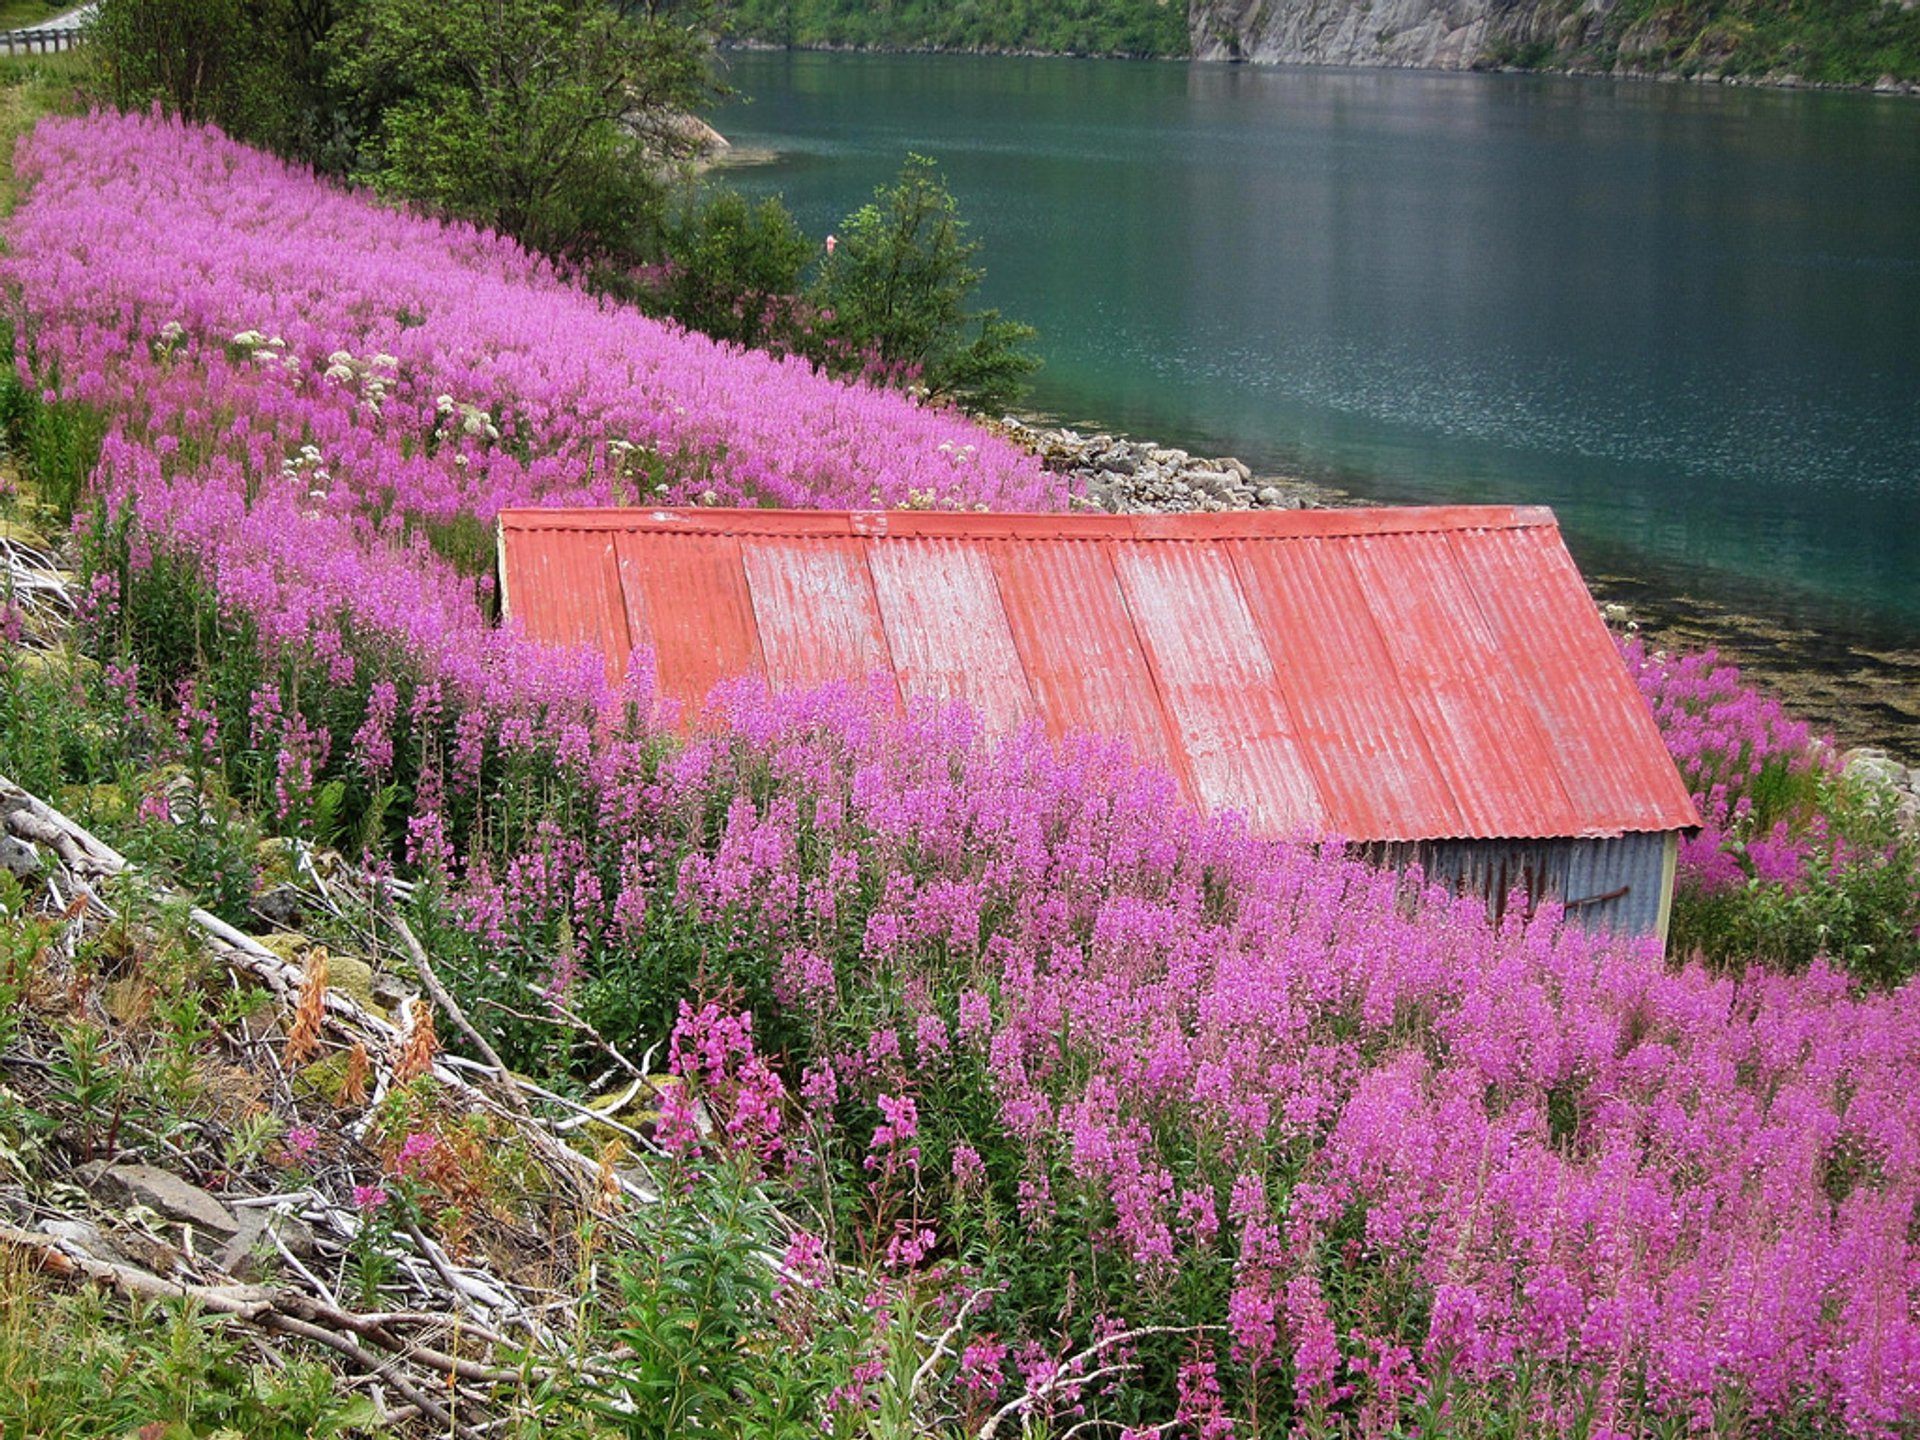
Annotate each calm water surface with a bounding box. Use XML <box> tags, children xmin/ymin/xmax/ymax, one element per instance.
<box><xmin>713</xmin><ymin>53</ymin><xmax>1920</xmax><ymax>653</ymax></box>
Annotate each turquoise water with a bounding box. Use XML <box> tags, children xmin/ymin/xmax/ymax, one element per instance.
<box><xmin>713</xmin><ymin>53</ymin><xmax>1920</xmax><ymax>648</ymax></box>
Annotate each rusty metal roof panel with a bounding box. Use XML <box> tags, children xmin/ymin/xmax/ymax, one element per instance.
<box><xmin>988</xmin><ymin>538</ymin><xmax>1190</xmax><ymax>786</ymax></box>
<box><xmin>739</xmin><ymin>538</ymin><xmax>896</xmax><ymax>700</ymax></box>
<box><xmin>1229</xmin><ymin>537</ymin><xmax>1469</xmax><ymax>841</ymax></box>
<box><xmin>496</xmin><ymin>505</ymin><xmax>1700</xmax><ymax>842</ymax></box>
<box><xmin>1342</xmin><ymin>528</ymin><xmax>1582</xmax><ymax>839</ymax></box>
<box><xmin>1444</xmin><ymin>523</ymin><xmax>1701</xmax><ymax>836</ymax></box>
<box><xmin>867</xmin><ymin>538</ymin><xmax>1038</xmax><ymax>733</ymax></box>
<box><xmin>499</xmin><ymin>523</ymin><xmax>631</xmax><ymax>685</ymax></box>
<box><xmin>612</xmin><ymin>532</ymin><xmax>764</xmax><ymax>718</ymax></box>
<box><xmin>1109</xmin><ymin>540</ymin><xmax>1327</xmax><ymax>837</ymax></box>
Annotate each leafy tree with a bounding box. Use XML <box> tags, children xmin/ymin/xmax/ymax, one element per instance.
<box><xmin>326</xmin><ymin>0</ymin><xmax>721</xmax><ymax>260</ymax></box>
<box><xmin>656</xmin><ymin>186</ymin><xmax>815</xmax><ymax>348</ymax></box>
<box><xmin>88</xmin><ymin>0</ymin><xmax>342</xmax><ymax>158</ymax></box>
<box><xmin>808</xmin><ymin>154</ymin><xmax>1038</xmax><ymax>412</ymax></box>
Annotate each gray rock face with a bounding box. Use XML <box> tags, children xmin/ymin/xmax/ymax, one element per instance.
<box><xmin>1189</xmin><ymin>0</ymin><xmax>1604</xmax><ymax>71</ymax></box>
<box><xmin>0</xmin><ymin>834</ymin><xmax>39</xmax><ymax>879</ymax></box>
<box><xmin>1843</xmin><ymin>748</ymin><xmax>1920</xmax><ymax>832</ymax></box>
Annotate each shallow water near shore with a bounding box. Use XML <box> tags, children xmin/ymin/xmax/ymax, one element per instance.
<box><xmin>714</xmin><ymin>52</ymin><xmax>1920</xmax><ymax>755</ymax></box>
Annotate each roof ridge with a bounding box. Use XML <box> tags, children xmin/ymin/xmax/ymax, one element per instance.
<box><xmin>496</xmin><ymin>503</ymin><xmax>1560</xmax><ymax>541</ymax></box>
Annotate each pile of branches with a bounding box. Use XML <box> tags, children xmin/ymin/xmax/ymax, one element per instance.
<box><xmin>0</xmin><ymin>771</ymin><xmax>667</xmax><ymax>1436</ymax></box>
<box><xmin>0</xmin><ymin>527</ymin><xmax>74</xmax><ymax>649</ymax></box>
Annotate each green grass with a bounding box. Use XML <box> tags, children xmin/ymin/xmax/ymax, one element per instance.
<box><xmin>0</xmin><ymin>2</ymin><xmax>70</xmax><ymax>31</ymax></box>
<box><xmin>0</xmin><ymin>48</ymin><xmax>85</xmax><ymax>213</ymax></box>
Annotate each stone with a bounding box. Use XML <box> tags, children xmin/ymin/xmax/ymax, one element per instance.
<box><xmin>84</xmin><ymin>1163</ymin><xmax>239</xmax><ymax>1239</ymax></box>
<box><xmin>216</xmin><ymin>1204</ymin><xmax>318</xmax><ymax>1280</ymax></box>
<box><xmin>40</xmin><ymin>1217</ymin><xmax>131</xmax><ymax>1264</ymax></box>
<box><xmin>1256</xmin><ymin>486</ymin><xmax>1285</xmax><ymax>506</ymax></box>
<box><xmin>1843</xmin><ymin>749</ymin><xmax>1905</xmax><ymax>789</ymax></box>
<box><xmin>250</xmin><ymin>885</ymin><xmax>305</xmax><ymax>930</ymax></box>
<box><xmin>0</xmin><ymin>835</ymin><xmax>40</xmax><ymax>879</ymax></box>
<box><xmin>1187</xmin><ymin>469</ymin><xmax>1239</xmax><ymax>501</ymax></box>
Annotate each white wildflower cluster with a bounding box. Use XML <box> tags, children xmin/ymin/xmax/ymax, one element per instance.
<box><xmin>434</xmin><ymin>392</ymin><xmax>500</xmax><ymax>442</ymax></box>
<box><xmin>895</xmin><ymin>484</ymin><xmax>987</xmax><ymax>513</ymax></box>
<box><xmin>233</xmin><ymin>328</ymin><xmax>300</xmax><ymax>375</ymax></box>
<box><xmin>322</xmin><ymin>349</ymin><xmax>400</xmax><ymax>415</ymax></box>
<box><xmin>150</xmin><ymin>319</ymin><xmax>188</xmax><ymax>361</ymax></box>
<box><xmin>936</xmin><ymin>440</ymin><xmax>980</xmax><ymax>466</ymax></box>
<box><xmin>281</xmin><ymin>442</ymin><xmax>332</xmax><ymax>500</ymax></box>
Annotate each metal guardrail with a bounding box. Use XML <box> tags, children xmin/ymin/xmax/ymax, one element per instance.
<box><xmin>0</xmin><ymin>3</ymin><xmax>91</xmax><ymax>56</ymax></box>
<box><xmin>0</xmin><ymin>26</ymin><xmax>81</xmax><ymax>55</ymax></box>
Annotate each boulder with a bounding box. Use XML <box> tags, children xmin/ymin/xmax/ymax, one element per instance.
<box><xmin>1187</xmin><ymin>469</ymin><xmax>1240</xmax><ymax>501</ymax></box>
<box><xmin>216</xmin><ymin>1204</ymin><xmax>318</xmax><ymax>1280</ymax></box>
<box><xmin>0</xmin><ymin>835</ymin><xmax>39</xmax><ymax>880</ymax></box>
<box><xmin>83</xmin><ymin>1162</ymin><xmax>239</xmax><ymax>1239</ymax></box>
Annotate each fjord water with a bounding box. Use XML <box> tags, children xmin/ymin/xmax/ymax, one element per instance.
<box><xmin>714</xmin><ymin>52</ymin><xmax>1920</xmax><ymax>651</ymax></box>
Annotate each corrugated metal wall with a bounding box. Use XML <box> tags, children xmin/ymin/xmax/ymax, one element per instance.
<box><xmin>1365</xmin><ymin>831</ymin><xmax>1679</xmax><ymax>940</ymax></box>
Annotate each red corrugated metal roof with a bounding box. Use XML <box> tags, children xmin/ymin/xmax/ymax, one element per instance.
<box><xmin>496</xmin><ymin>505</ymin><xmax>1702</xmax><ymax>842</ymax></box>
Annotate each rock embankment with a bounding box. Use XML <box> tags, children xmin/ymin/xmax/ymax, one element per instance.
<box><xmin>992</xmin><ymin>416</ymin><xmax>1347</xmax><ymax>515</ymax></box>
<box><xmin>1843</xmin><ymin>748</ymin><xmax>1920</xmax><ymax>832</ymax></box>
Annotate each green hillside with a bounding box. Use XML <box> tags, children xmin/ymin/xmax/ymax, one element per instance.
<box><xmin>717</xmin><ymin>0</ymin><xmax>1192</xmax><ymax>57</ymax></box>
<box><xmin>1576</xmin><ymin>0</ymin><xmax>1920</xmax><ymax>85</ymax></box>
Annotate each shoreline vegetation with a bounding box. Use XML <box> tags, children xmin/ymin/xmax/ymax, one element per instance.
<box><xmin>713</xmin><ymin>0</ymin><xmax>1920</xmax><ymax>96</ymax></box>
<box><xmin>720</xmin><ymin>36</ymin><xmax>1920</xmax><ymax>97</ymax></box>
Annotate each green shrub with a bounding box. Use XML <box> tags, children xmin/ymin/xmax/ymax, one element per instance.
<box><xmin>1669</xmin><ymin>770</ymin><xmax>1920</xmax><ymax>986</ymax></box>
<box><xmin>809</xmin><ymin>154</ymin><xmax>1039</xmax><ymax>412</ymax></box>
<box><xmin>656</xmin><ymin>186</ymin><xmax>816</xmax><ymax>349</ymax></box>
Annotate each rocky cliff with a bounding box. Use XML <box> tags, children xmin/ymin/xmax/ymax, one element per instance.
<box><xmin>1189</xmin><ymin>0</ymin><xmax>1608</xmax><ymax>71</ymax></box>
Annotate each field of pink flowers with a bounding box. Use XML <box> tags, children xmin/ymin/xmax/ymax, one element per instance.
<box><xmin>3</xmin><ymin>109</ymin><xmax>1059</xmax><ymax>711</ymax></box>
<box><xmin>7</xmin><ymin>110</ymin><xmax>1920</xmax><ymax>1435</ymax></box>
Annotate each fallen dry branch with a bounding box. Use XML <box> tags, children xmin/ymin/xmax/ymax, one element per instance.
<box><xmin>0</xmin><ymin>531</ymin><xmax>76</xmax><ymax>644</ymax></box>
<box><xmin>0</xmin><ymin>1218</ymin><xmax>479</xmax><ymax>1437</ymax></box>
<box><xmin>0</xmin><ymin>768</ymin><xmax>675</xmax><ymax>1434</ymax></box>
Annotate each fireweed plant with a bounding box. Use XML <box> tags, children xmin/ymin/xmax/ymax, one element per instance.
<box><xmin>3</xmin><ymin>109</ymin><xmax>1918</xmax><ymax>1434</ymax></box>
<box><xmin>1621</xmin><ymin>638</ymin><xmax>1920</xmax><ymax>982</ymax></box>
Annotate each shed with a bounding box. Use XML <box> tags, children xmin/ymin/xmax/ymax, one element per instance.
<box><xmin>496</xmin><ymin>504</ymin><xmax>1700</xmax><ymax>939</ymax></box>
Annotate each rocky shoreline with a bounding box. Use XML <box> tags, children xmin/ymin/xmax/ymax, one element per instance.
<box><xmin>990</xmin><ymin>415</ymin><xmax>1349</xmax><ymax>514</ymax></box>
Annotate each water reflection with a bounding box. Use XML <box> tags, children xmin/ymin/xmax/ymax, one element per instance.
<box><xmin>715</xmin><ymin>53</ymin><xmax>1920</xmax><ymax>646</ymax></box>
